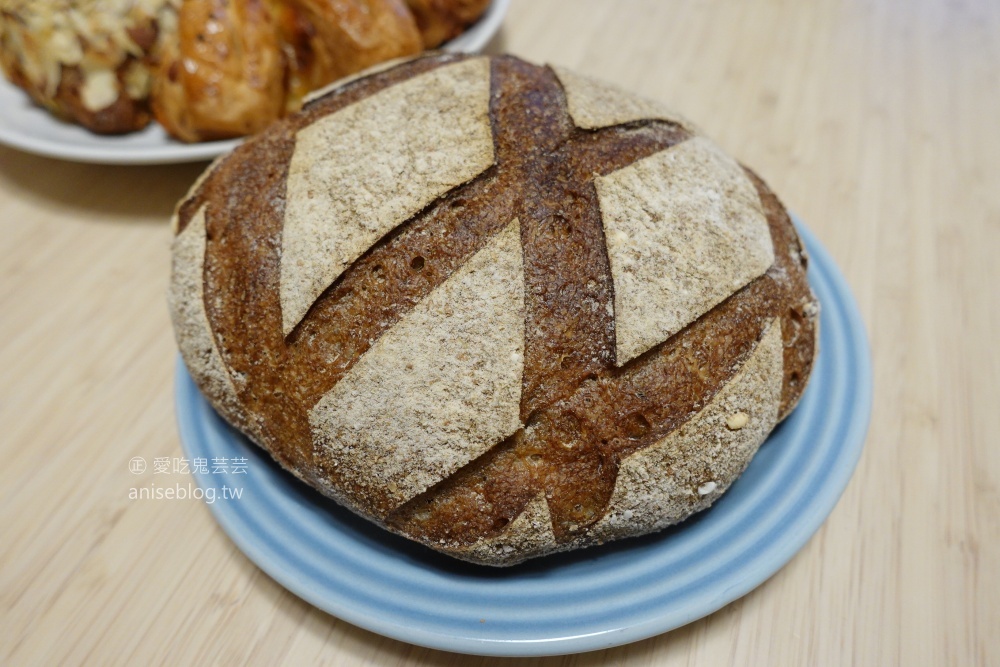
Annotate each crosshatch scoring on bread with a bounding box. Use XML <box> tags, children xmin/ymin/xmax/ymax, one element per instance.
<box><xmin>169</xmin><ymin>53</ymin><xmax>819</xmax><ymax>566</ymax></box>
<box><xmin>583</xmin><ymin>318</ymin><xmax>784</xmax><ymax>544</ymax></box>
<box><xmin>310</xmin><ymin>219</ymin><xmax>526</xmax><ymax>516</ymax></box>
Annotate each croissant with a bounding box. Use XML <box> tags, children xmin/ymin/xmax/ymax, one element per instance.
<box><xmin>152</xmin><ymin>0</ymin><xmax>286</xmax><ymax>142</ymax></box>
<box><xmin>277</xmin><ymin>0</ymin><xmax>423</xmax><ymax>109</ymax></box>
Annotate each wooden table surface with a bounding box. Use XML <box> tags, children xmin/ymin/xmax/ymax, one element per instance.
<box><xmin>2</xmin><ymin>0</ymin><xmax>997</xmax><ymax>664</ymax></box>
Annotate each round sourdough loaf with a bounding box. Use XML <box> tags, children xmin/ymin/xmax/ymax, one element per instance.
<box><xmin>169</xmin><ymin>53</ymin><xmax>819</xmax><ymax>566</ymax></box>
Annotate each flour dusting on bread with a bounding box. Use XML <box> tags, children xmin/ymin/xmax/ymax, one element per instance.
<box><xmin>596</xmin><ymin>136</ymin><xmax>775</xmax><ymax>364</ymax></box>
<box><xmin>280</xmin><ymin>57</ymin><xmax>495</xmax><ymax>334</ymax></box>
<box><xmin>455</xmin><ymin>493</ymin><xmax>558</xmax><ymax>564</ymax></box>
<box><xmin>585</xmin><ymin>319</ymin><xmax>783</xmax><ymax>543</ymax></box>
<box><xmin>170</xmin><ymin>55</ymin><xmax>818</xmax><ymax>566</ymax></box>
<box><xmin>310</xmin><ymin>220</ymin><xmax>525</xmax><ymax>516</ymax></box>
<box><xmin>168</xmin><ymin>205</ymin><xmax>253</xmax><ymax>438</ymax></box>
<box><xmin>551</xmin><ymin>64</ymin><xmax>694</xmax><ymax>131</ymax></box>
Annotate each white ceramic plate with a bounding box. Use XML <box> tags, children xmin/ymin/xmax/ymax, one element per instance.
<box><xmin>174</xmin><ymin>220</ymin><xmax>872</xmax><ymax>656</ymax></box>
<box><xmin>0</xmin><ymin>0</ymin><xmax>510</xmax><ymax>165</ymax></box>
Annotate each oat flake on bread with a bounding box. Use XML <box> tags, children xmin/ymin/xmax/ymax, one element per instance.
<box><xmin>168</xmin><ymin>53</ymin><xmax>819</xmax><ymax>566</ymax></box>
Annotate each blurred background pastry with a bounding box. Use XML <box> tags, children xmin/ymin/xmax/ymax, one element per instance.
<box><xmin>0</xmin><ymin>0</ymin><xmax>180</xmax><ymax>134</ymax></box>
<box><xmin>151</xmin><ymin>0</ymin><xmax>285</xmax><ymax>142</ymax></box>
<box><xmin>404</xmin><ymin>0</ymin><xmax>489</xmax><ymax>48</ymax></box>
<box><xmin>0</xmin><ymin>0</ymin><xmax>492</xmax><ymax>142</ymax></box>
<box><xmin>277</xmin><ymin>0</ymin><xmax>422</xmax><ymax>110</ymax></box>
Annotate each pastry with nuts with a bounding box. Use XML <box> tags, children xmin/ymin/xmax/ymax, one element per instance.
<box><xmin>0</xmin><ymin>0</ymin><xmax>492</xmax><ymax>140</ymax></box>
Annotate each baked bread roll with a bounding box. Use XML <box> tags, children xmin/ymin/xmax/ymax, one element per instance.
<box><xmin>0</xmin><ymin>0</ymin><xmax>179</xmax><ymax>134</ymax></box>
<box><xmin>281</xmin><ymin>0</ymin><xmax>422</xmax><ymax>96</ymax></box>
<box><xmin>169</xmin><ymin>53</ymin><xmax>819</xmax><ymax>566</ymax></box>
<box><xmin>151</xmin><ymin>0</ymin><xmax>286</xmax><ymax>142</ymax></box>
<box><xmin>150</xmin><ymin>0</ymin><xmax>425</xmax><ymax>141</ymax></box>
<box><xmin>1</xmin><ymin>0</ymin><xmax>489</xmax><ymax>140</ymax></box>
<box><xmin>404</xmin><ymin>0</ymin><xmax>491</xmax><ymax>47</ymax></box>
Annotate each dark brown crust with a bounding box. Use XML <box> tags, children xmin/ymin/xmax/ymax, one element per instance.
<box><xmin>750</xmin><ymin>169</ymin><xmax>819</xmax><ymax>416</ymax></box>
<box><xmin>177</xmin><ymin>54</ymin><xmax>463</xmax><ymax>476</ymax></box>
<box><xmin>173</xmin><ymin>54</ymin><xmax>817</xmax><ymax>555</ymax></box>
<box><xmin>56</xmin><ymin>64</ymin><xmax>152</xmax><ymax>134</ymax></box>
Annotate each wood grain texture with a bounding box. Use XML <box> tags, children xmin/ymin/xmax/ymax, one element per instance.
<box><xmin>1</xmin><ymin>0</ymin><xmax>997</xmax><ymax>664</ymax></box>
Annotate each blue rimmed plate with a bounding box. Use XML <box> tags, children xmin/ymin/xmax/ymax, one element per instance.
<box><xmin>175</xmin><ymin>218</ymin><xmax>871</xmax><ymax>656</ymax></box>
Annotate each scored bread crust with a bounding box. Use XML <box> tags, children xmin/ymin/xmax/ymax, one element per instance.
<box><xmin>280</xmin><ymin>56</ymin><xmax>494</xmax><ymax>334</ymax></box>
<box><xmin>595</xmin><ymin>135</ymin><xmax>775</xmax><ymax>365</ymax></box>
<box><xmin>550</xmin><ymin>65</ymin><xmax>698</xmax><ymax>133</ymax></box>
<box><xmin>169</xmin><ymin>53</ymin><xmax>819</xmax><ymax>566</ymax></box>
<box><xmin>457</xmin><ymin>318</ymin><xmax>785</xmax><ymax>564</ymax></box>
<box><xmin>309</xmin><ymin>218</ymin><xmax>526</xmax><ymax>515</ymax></box>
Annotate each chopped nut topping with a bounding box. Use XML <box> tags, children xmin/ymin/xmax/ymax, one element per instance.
<box><xmin>726</xmin><ymin>411</ymin><xmax>749</xmax><ymax>430</ymax></box>
<box><xmin>1</xmin><ymin>0</ymin><xmax>179</xmax><ymax>106</ymax></box>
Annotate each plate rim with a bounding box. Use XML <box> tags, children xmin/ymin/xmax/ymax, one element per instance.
<box><xmin>174</xmin><ymin>217</ymin><xmax>872</xmax><ymax>656</ymax></box>
<box><xmin>0</xmin><ymin>0</ymin><xmax>509</xmax><ymax>165</ymax></box>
